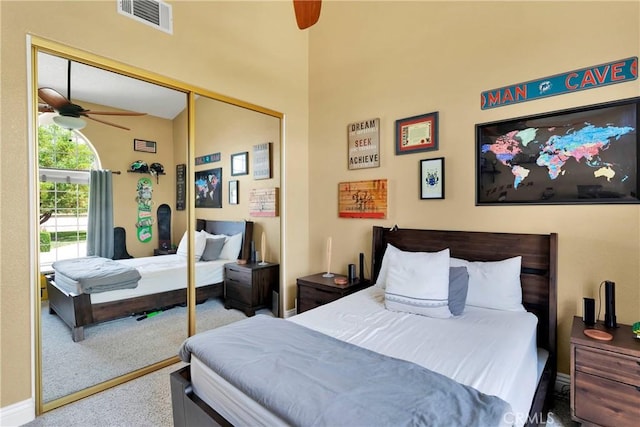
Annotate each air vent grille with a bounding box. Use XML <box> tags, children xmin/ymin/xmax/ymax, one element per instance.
<box><xmin>117</xmin><ymin>0</ymin><xmax>173</xmax><ymax>34</ymax></box>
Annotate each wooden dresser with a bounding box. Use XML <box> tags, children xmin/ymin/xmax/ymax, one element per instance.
<box><xmin>570</xmin><ymin>316</ymin><xmax>640</xmax><ymax>426</ymax></box>
<box><xmin>296</xmin><ymin>273</ymin><xmax>370</xmax><ymax>314</ymax></box>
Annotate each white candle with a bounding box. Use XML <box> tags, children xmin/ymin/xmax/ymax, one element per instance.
<box><xmin>326</xmin><ymin>236</ymin><xmax>332</xmax><ymax>273</ymax></box>
<box><xmin>261</xmin><ymin>232</ymin><xmax>266</xmax><ymax>263</ymax></box>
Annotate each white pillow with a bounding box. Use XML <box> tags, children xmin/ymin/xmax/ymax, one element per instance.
<box><xmin>384</xmin><ymin>248</ymin><xmax>452</xmax><ymax>318</ymax></box>
<box><xmin>375</xmin><ymin>243</ymin><xmax>402</xmax><ymax>288</ymax></box>
<box><xmin>218</xmin><ymin>232</ymin><xmax>243</xmax><ymax>260</ymax></box>
<box><xmin>449</xmin><ymin>256</ymin><xmax>524</xmax><ymax>312</ymax></box>
<box><xmin>176</xmin><ymin>231</ymin><xmax>207</xmax><ymax>261</ymax></box>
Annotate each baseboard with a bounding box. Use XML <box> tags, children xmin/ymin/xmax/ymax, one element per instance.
<box><xmin>0</xmin><ymin>398</ymin><xmax>35</xmax><ymax>426</ymax></box>
<box><xmin>555</xmin><ymin>372</ymin><xmax>570</xmax><ymax>394</ymax></box>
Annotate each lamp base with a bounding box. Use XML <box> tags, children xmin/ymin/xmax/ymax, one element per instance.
<box><xmin>322</xmin><ymin>272</ymin><xmax>334</xmax><ymax>278</ymax></box>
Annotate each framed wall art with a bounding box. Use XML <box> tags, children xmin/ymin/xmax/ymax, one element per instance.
<box><xmin>348</xmin><ymin>118</ymin><xmax>380</xmax><ymax>169</ymax></box>
<box><xmin>476</xmin><ymin>97</ymin><xmax>639</xmax><ymax>205</ymax></box>
<box><xmin>249</xmin><ymin>188</ymin><xmax>279</xmax><ymax>217</ymax></box>
<box><xmin>253</xmin><ymin>143</ymin><xmax>272</xmax><ymax>180</ymax></box>
<box><xmin>420</xmin><ymin>157</ymin><xmax>445</xmax><ymax>200</ymax></box>
<box><xmin>338</xmin><ymin>179</ymin><xmax>387</xmax><ymax>219</ymax></box>
<box><xmin>231</xmin><ymin>151</ymin><xmax>249</xmax><ymax>176</ymax></box>
<box><xmin>194</xmin><ymin>167</ymin><xmax>222</xmax><ymax>208</ymax></box>
<box><xmin>395</xmin><ymin>112</ymin><xmax>439</xmax><ymax>155</ymax></box>
<box><xmin>229</xmin><ymin>180</ymin><xmax>239</xmax><ymax>205</ymax></box>
<box><xmin>133</xmin><ymin>139</ymin><xmax>156</xmax><ymax>153</ymax></box>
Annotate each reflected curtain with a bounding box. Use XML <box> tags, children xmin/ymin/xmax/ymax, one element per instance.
<box><xmin>87</xmin><ymin>170</ymin><xmax>114</xmax><ymax>258</ymax></box>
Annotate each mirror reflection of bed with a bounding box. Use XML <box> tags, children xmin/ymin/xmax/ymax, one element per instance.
<box><xmin>36</xmin><ymin>48</ymin><xmax>283</xmax><ymax>409</ymax></box>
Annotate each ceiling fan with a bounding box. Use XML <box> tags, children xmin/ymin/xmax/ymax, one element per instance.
<box><xmin>293</xmin><ymin>0</ymin><xmax>321</xmax><ymax>29</ymax></box>
<box><xmin>38</xmin><ymin>60</ymin><xmax>146</xmax><ymax>131</ymax></box>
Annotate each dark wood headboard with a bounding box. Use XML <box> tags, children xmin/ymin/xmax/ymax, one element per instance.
<box><xmin>196</xmin><ymin>219</ymin><xmax>254</xmax><ymax>261</ymax></box>
<box><xmin>371</xmin><ymin>226</ymin><xmax>557</xmax><ymax>362</ymax></box>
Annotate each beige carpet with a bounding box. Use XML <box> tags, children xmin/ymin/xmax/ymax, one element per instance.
<box><xmin>41</xmin><ymin>297</ymin><xmax>272</xmax><ymax>402</ymax></box>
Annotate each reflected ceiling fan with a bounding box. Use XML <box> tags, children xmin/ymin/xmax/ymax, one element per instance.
<box><xmin>293</xmin><ymin>0</ymin><xmax>321</xmax><ymax>29</ymax></box>
<box><xmin>38</xmin><ymin>60</ymin><xmax>146</xmax><ymax>131</ymax></box>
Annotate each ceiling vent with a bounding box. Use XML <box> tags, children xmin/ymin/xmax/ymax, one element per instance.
<box><xmin>117</xmin><ymin>0</ymin><xmax>173</xmax><ymax>34</ymax></box>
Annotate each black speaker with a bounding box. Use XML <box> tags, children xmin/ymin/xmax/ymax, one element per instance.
<box><xmin>583</xmin><ymin>297</ymin><xmax>595</xmax><ymax>326</ymax></box>
<box><xmin>359</xmin><ymin>253</ymin><xmax>365</xmax><ymax>282</ymax></box>
<box><xmin>604</xmin><ymin>280</ymin><xmax>617</xmax><ymax>328</ymax></box>
<box><xmin>348</xmin><ymin>264</ymin><xmax>356</xmax><ymax>282</ymax></box>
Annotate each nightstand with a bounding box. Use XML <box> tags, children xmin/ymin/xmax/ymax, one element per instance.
<box><xmin>153</xmin><ymin>248</ymin><xmax>176</xmax><ymax>256</ymax></box>
<box><xmin>296</xmin><ymin>273</ymin><xmax>371</xmax><ymax>314</ymax></box>
<box><xmin>224</xmin><ymin>262</ymin><xmax>279</xmax><ymax>317</ymax></box>
<box><xmin>570</xmin><ymin>316</ymin><xmax>640</xmax><ymax>426</ymax></box>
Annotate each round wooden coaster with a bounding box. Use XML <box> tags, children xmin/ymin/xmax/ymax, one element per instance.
<box><xmin>584</xmin><ymin>329</ymin><xmax>613</xmax><ymax>341</ymax></box>
<box><xmin>334</xmin><ymin>277</ymin><xmax>348</xmax><ymax>286</ymax></box>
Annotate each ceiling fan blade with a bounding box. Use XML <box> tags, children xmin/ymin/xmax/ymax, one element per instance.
<box><xmin>293</xmin><ymin>0</ymin><xmax>321</xmax><ymax>29</ymax></box>
<box><xmin>84</xmin><ymin>115</ymin><xmax>131</xmax><ymax>131</ymax></box>
<box><xmin>38</xmin><ymin>87</ymin><xmax>71</xmax><ymax>110</ymax></box>
<box><xmin>80</xmin><ymin>110</ymin><xmax>148</xmax><ymax>117</ymax></box>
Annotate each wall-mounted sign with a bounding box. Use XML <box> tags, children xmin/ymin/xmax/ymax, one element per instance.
<box><xmin>338</xmin><ymin>179</ymin><xmax>387</xmax><ymax>219</ymax></box>
<box><xmin>481</xmin><ymin>57</ymin><xmax>638</xmax><ymax>110</ymax></box>
<box><xmin>249</xmin><ymin>187</ymin><xmax>279</xmax><ymax>217</ymax></box>
<box><xmin>253</xmin><ymin>143</ymin><xmax>272</xmax><ymax>180</ymax></box>
<box><xmin>195</xmin><ymin>152</ymin><xmax>221</xmax><ymax>165</ymax></box>
<box><xmin>176</xmin><ymin>164</ymin><xmax>186</xmax><ymax>211</ymax></box>
<box><xmin>348</xmin><ymin>118</ymin><xmax>380</xmax><ymax>169</ymax></box>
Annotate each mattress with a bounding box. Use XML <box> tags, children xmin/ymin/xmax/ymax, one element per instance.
<box><xmin>53</xmin><ymin>255</ymin><xmax>226</xmax><ymax>304</ymax></box>
<box><xmin>190</xmin><ymin>286</ymin><xmax>541</xmax><ymax>426</ymax></box>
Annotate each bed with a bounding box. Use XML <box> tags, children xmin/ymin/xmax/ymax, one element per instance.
<box><xmin>171</xmin><ymin>226</ymin><xmax>557</xmax><ymax>427</ymax></box>
<box><xmin>46</xmin><ymin>219</ymin><xmax>254</xmax><ymax>342</ymax></box>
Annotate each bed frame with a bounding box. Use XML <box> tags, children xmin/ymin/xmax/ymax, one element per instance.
<box><xmin>46</xmin><ymin>219</ymin><xmax>254</xmax><ymax>342</ymax></box>
<box><xmin>171</xmin><ymin>226</ymin><xmax>557</xmax><ymax>427</ymax></box>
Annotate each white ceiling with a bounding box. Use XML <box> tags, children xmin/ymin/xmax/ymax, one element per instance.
<box><xmin>37</xmin><ymin>52</ymin><xmax>187</xmax><ymax>120</ymax></box>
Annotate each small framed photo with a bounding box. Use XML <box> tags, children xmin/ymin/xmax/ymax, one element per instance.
<box><xmin>396</xmin><ymin>112</ymin><xmax>439</xmax><ymax>155</ymax></box>
<box><xmin>231</xmin><ymin>152</ymin><xmax>249</xmax><ymax>176</ymax></box>
<box><xmin>229</xmin><ymin>180</ymin><xmax>239</xmax><ymax>205</ymax></box>
<box><xmin>420</xmin><ymin>157</ymin><xmax>444</xmax><ymax>200</ymax></box>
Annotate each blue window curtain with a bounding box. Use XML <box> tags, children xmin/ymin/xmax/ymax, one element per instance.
<box><xmin>86</xmin><ymin>170</ymin><xmax>114</xmax><ymax>258</ymax></box>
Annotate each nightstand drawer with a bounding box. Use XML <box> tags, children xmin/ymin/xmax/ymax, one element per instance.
<box><xmin>225</xmin><ymin>278</ymin><xmax>252</xmax><ymax>305</ymax></box>
<box><xmin>298</xmin><ymin>285</ymin><xmax>340</xmax><ymax>308</ymax></box>
<box><xmin>576</xmin><ymin>346</ymin><xmax>640</xmax><ymax>386</ymax></box>
<box><xmin>574</xmin><ymin>371</ymin><xmax>640</xmax><ymax>427</ymax></box>
<box><xmin>225</xmin><ymin>266</ymin><xmax>252</xmax><ymax>284</ymax></box>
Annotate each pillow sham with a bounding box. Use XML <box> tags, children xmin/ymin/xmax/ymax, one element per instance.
<box><xmin>200</xmin><ymin>236</ymin><xmax>226</xmax><ymax>261</ymax></box>
<box><xmin>449</xmin><ymin>256</ymin><xmax>524</xmax><ymax>312</ymax></box>
<box><xmin>384</xmin><ymin>248</ymin><xmax>452</xmax><ymax>318</ymax></box>
<box><xmin>375</xmin><ymin>243</ymin><xmax>401</xmax><ymax>289</ymax></box>
<box><xmin>176</xmin><ymin>231</ymin><xmax>207</xmax><ymax>261</ymax></box>
<box><xmin>219</xmin><ymin>232</ymin><xmax>243</xmax><ymax>260</ymax></box>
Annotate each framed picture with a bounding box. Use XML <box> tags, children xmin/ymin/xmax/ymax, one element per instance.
<box><xmin>476</xmin><ymin>97</ymin><xmax>639</xmax><ymax>205</ymax></box>
<box><xmin>231</xmin><ymin>152</ymin><xmax>248</xmax><ymax>176</ymax></box>
<box><xmin>253</xmin><ymin>143</ymin><xmax>272</xmax><ymax>180</ymax></box>
<box><xmin>133</xmin><ymin>139</ymin><xmax>156</xmax><ymax>153</ymax></box>
<box><xmin>194</xmin><ymin>167</ymin><xmax>222</xmax><ymax>208</ymax></box>
<box><xmin>229</xmin><ymin>180</ymin><xmax>239</xmax><ymax>205</ymax></box>
<box><xmin>348</xmin><ymin>118</ymin><xmax>380</xmax><ymax>169</ymax></box>
<box><xmin>395</xmin><ymin>112</ymin><xmax>439</xmax><ymax>155</ymax></box>
<box><xmin>420</xmin><ymin>157</ymin><xmax>445</xmax><ymax>200</ymax></box>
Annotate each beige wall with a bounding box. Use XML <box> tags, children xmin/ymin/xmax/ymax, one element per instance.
<box><xmin>0</xmin><ymin>0</ymin><xmax>310</xmax><ymax>411</ymax></box>
<box><xmin>307</xmin><ymin>1</ymin><xmax>640</xmax><ymax>376</ymax></box>
<box><xmin>77</xmin><ymin>100</ymin><xmax>179</xmax><ymax>257</ymax></box>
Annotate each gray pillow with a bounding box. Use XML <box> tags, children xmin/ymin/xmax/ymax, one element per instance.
<box><xmin>448</xmin><ymin>266</ymin><xmax>469</xmax><ymax>316</ymax></box>
<box><xmin>200</xmin><ymin>237</ymin><xmax>226</xmax><ymax>261</ymax></box>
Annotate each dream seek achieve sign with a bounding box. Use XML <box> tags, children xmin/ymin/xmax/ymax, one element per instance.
<box><xmin>348</xmin><ymin>118</ymin><xmax>380</xmax><ymax>170</ymax></box>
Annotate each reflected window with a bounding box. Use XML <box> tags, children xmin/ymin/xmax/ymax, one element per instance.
<box><xmin>38</xmin><ymin>118</ymin><xmax>99</xmax><ymax>272</ymax></box>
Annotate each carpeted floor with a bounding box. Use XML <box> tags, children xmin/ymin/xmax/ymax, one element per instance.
<box><xmin>41</xmin><ymin>297</ymin><xmax>272</xmax><ymax>402</ymax></box>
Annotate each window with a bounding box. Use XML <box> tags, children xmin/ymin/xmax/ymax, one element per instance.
<box><xmin>38</xmin><ymin>121</ymin><xmax>99</xmax><ymax>271</ymax></box>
